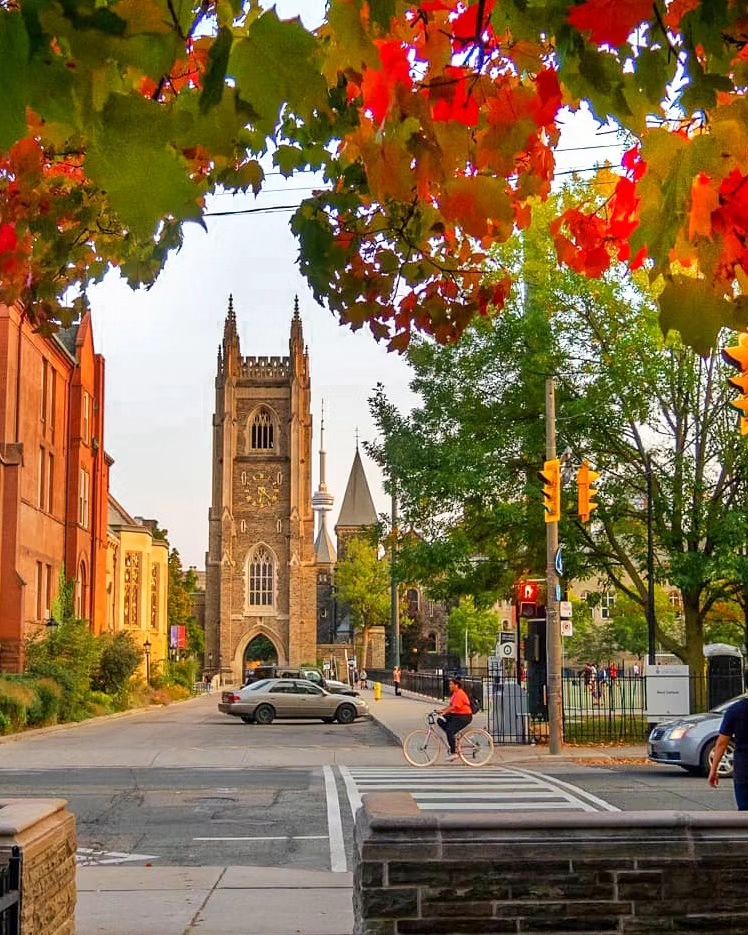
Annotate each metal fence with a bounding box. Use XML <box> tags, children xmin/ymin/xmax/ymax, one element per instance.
<box><xmin>0</xmin><ymin>848</ymin><xmax>20</xmax><ymax>935</ymax></box>
<box><xmin>368</xmin><ymin>667</ymin><xmax>747</xmax><ymax>745</ymax></box>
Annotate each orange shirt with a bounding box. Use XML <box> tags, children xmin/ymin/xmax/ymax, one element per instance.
<box><xmin>450</xmin><ymin>688</ymin><xmax>472</xmax><ymax>716</ymax></box>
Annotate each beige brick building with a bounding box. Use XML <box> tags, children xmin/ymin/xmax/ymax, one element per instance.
<box><xmin>205</xmin><ymin>298</ymin><xmax>318</xmax><ymax>681</ymax></box>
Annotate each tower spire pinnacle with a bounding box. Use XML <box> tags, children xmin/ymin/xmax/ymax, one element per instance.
<box><xmin>293</xmin><ymin>294</ymin><xmax>300</xmax><ymax>320</ymax></box>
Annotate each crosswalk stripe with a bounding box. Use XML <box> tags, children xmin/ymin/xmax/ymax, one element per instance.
<box><xmin>339</xmin><ymin>766</ymin><xmax>615</xmax><ymax>814</ymax></box>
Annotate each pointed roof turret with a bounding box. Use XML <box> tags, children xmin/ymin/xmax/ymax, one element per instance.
<box><xmin>336</xmin><ymin>446</ymin><xmax>378</xmax><ymax>529</ymax></box>
<box><xmin>223</xmin><ymin>293</ymin><xmax>237</xmax><ymax>341</ymax></box>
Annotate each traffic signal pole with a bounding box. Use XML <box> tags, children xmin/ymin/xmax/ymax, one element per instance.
<box><xmin>545</xmin><ymin>378</ymin><xmax>563</xmax><ymax>755</ymax></box>
<box><xmin>390</xmin><ymin>488</ymin><xmax>400</xmax><ymax>669</ymax></box>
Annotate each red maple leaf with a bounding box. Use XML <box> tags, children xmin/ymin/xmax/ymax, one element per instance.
<box><xmin>0</xmin><ymin>223</ymin><xmax>18</xmax><ymax>255</ymax></box>
<box><xmin>568</xmin><ymin>0</ymin><xmax>654</xmax><ymax>47</ymax></box>
<box><xmin>361</xmin><ymin>40</ymin><xmax>412</xmax><ymax>125</ymax></box>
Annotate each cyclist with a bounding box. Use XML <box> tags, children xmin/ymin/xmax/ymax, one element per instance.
<box><xmin>437</xmin><ymin>676</ymin><xmax>473</xmax><ymax>762</ymax></box>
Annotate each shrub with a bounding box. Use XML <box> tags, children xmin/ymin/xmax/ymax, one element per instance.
<box><xmin>0</xmin><ymin>679</ymin><xmax>36</xmax><ymax>731</ymax></box>
<box><xmin>0</xmin><ymin>711</ymin><xmax>9</xmax><ymax>735</ymax></box>
<box><xmin>168</xmin><ymin>659</ymin><xmax>199</xmax><ymax>690</ymax></box>
<box><xmin>92</xmin><ymin>632</ymin><xmax>141</xmax><ymax>695</ymax></box>
<box><xmin>28</xmin><ymin>678</ymin><xmax>63</xmax><ymax>726</ymax></box>
<box><xmin>86</xmin><ymin>691</ymin><xmax>114</xmax><ymax>717</ymax></box>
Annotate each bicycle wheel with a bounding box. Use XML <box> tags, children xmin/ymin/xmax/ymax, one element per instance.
<box><xmin>403</xmin><ymin>728</ymin><xmax>440</xmax><ymax>767</ymax></box>
<box><xmin>457</xmin><ymin>728</ymin><xmax>494</xmax><ymax>767</ymax></box>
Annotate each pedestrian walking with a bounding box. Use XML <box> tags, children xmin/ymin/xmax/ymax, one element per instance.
<box><xmin>360</xmin><ymin>668</ymin><xmax>368</xmax><ymax>689</ymax></box>
<box><xmin>708</xmin><ymin>693</ymin><xmax>748</xmax><ymax>810</ymax></box>
<box><xmin>393</xmin><ymin>665</ymin><xmax>402</xmax><ymax>696</ymax></box>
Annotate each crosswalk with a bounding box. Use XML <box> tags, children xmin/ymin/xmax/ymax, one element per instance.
<box><xmin>338</xmin><ymin>766</ymin><xmax>618</xmax><ymax>815</ymax></box>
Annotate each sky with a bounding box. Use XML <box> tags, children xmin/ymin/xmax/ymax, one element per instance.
<box><xmin>89</xmin><ymin>1</ymin><xmax>626</xmax><ymax>570</ymax></box>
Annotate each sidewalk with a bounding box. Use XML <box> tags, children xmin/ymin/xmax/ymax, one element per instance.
<box><xmin>363</xmin><ymin>682</ymin><xmax>648</xmax><ymax>764</ymax></box>
<box><xmin>76</xmin><ymin>866</ymin><xmax>353</xmax><ymax>935</ymax></box>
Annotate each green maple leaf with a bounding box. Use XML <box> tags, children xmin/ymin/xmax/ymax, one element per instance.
<box><xmin>0</xmin><ymin>14</ymin><xmax>31</xmax><ymax>149</ymax></box>
<box><xmin>87</xmin><ymin>95</ymin><xmax>202</xmax><ymax>238</ymax></box>
<box><xmin>658</xmin><ymin>278</ymin><xmax>748</xmax><ymax>356</ymax></box>
<box><xmin>229</xmin><ymin>9</ymin><xmax>327</xmax><ymax>136</ymax></box>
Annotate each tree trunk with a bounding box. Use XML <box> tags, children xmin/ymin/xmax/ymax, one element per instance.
<box><xmin>682</xmin><ymin>598</ymin><xmax>706</xmax><ymax>712</ymax></box>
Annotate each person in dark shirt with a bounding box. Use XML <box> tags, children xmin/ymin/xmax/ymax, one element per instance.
<box><xmin>708</xmin><ymin>695</ymin><xmax>748</xmax><ymax>810</ymax></box>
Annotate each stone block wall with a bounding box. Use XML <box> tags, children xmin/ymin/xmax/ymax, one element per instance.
<box><xmin>354</xmin><ymin>792</ymin><xmax>748</xmax><ymax>935</ymax></box>
<box><xmin>0</xmin><ymin>798</ymin><xmax>76</xmax><ymax>935</ymax></box>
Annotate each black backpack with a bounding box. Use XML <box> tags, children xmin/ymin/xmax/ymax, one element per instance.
<box><xmin>468</xmin><ymin>693</ymin><xmax>481</xmax><ymax>714</ymax></box>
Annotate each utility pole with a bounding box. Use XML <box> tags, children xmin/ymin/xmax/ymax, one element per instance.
<box><xmin>646</xmin><ymin>453</ymin><xmax>657</xmax><ymax>665</ymax></box>
<box><xmin>390</xmin><ymin>487</ymin><xmax>400</xmax><ymax>669</ymax></box>
<box><xmin>545</xmin><ymin>378</ymin><xmax>563</xmax><ymax>755</ymax></box>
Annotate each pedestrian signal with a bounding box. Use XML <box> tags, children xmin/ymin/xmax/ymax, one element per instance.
<box><xmin>538</xmin><ymin>458</ymin><xmax>561</xmax><ymax>523</ymax></box>
<box><xmin>722</xmin><ymin>332</ymin><xmax>748</xmax><ymax>436</ymax></box>
<box><xmin>577</xmin><ymin>460</ymin><xmax>600</xmax><ymax>523</ymax></box>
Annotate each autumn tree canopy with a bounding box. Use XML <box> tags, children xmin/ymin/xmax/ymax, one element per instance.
<box><xmin>0</xmin><ymin>0</ymin><xmax>746</xmax><ymax>350</ymax></box>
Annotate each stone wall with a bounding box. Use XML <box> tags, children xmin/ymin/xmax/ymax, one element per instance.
<box><xmin>354</xmin><ymin>792</ymin><xmax>748</xmax><ymax>935</ymax></box>
<box><xmin>0</xmin><ymin>798</ymin><xmax>76</xmax><ymax>935</ymax></box>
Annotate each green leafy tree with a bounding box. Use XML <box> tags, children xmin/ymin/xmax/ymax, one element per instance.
<box><xmin>167</xmin><ymin>548</ymin><xmax>202</xmax><ymax>659</ymax></box>
<box><xmin>607</xmin><ymin>590</ymin><xmax>683</xmax><ymax>660</ymax></box>
<box><xmin>447</xmin><ymin>599</ymin><xmax>500</xmax><ymax>664</ymax></box>
<box><xmin>335</xmin><ymin>538</ymin><xmax>390</xmax><ymax>668</ymax></box>
<box><xmin>370</xmin><ymin>192</ymin><xmax>748</xmax><ymax>700</ymax></box>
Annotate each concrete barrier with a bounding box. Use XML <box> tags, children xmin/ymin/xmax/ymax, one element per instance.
<box><xmin>354</xmin><ymin>792</ymin><xmax>748</xmax><ymax>934</ymax></box>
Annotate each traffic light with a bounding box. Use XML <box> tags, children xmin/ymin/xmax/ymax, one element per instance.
<box><xmin>722</xmin><ymin>332</ymin><xmax>748</xmax><ymax>436</ymax></box>
<box><xmin>577</xmin><ymin>460</ymin><xmax>600</xmax><ymax>523</ymax></box>
<box><xmin>538</xmin><ymin>458</ymin><xmax>561</xmax><ymax>523</ymax></box>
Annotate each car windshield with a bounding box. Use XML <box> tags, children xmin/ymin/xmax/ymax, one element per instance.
<box><xmin>242</xmin><ymin>679</ymin><xmax>272</xmax><ymax>692</ymax></box>
<box><xmin>710</xmin><ymin>693</ymin><xmax>748</xmax><ymax>714</ymax></box>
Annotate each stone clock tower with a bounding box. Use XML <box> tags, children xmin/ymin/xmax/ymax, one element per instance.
<box><xmin>205</xmin><ymin>297</ymin><xmax>317</xmax><ymax>681</ymax></box>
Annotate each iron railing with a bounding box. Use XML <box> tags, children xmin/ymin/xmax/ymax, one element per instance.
<box><xmin>0</xmin><ymin>847</ymin><xmax>21</xmax><ymax>935</ymax></box>
<box><xmin>369</xmin><ymin>667</ymin><xmax>747</xmax><ymax>745</ymax></box>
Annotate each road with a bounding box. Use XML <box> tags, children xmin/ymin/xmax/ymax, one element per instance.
<box><xmin>0</xmin><ymin>693</ymin><xmax>737</xmax><ymax>875</ymax></box>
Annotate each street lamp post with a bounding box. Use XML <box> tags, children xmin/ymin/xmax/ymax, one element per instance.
<box><xmin>143</xmin><ymin>638</ymin><xmax>152</xmax><ymax>687</ymax></box>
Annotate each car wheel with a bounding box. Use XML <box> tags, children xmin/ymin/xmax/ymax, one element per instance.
<box><xmin>254</xmin><ymin>704</ymin><xmax>275</xmax><ymax>726</ymax></box>
<box><xmin>240</xmin><ymin>715</ymin><xmax>254</xmax><ymax>724</ymax></box>
<box><xmin>321</xmin><ymin>717</ymin><xmax>335</xmax><ymax>724</ymax></box>
<box><xmin>336</xmin><ymin>704</ymin><xmax>356</xmax><ymax>724</ymax></box>
<box><xmin>701</xmin><ymin>738</ymin><xmax>735</xmax><ymax>778</ymax></box>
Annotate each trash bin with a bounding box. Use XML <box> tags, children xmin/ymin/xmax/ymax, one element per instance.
<box><xmin>491</xmin><ymin>679</ymin><xmax>530</xmax><ymax>744</ymax></box>
<box><xmin>705</xmin><ymin>643</ymin><xmax>744</xmax><ymax>709</ymax></box>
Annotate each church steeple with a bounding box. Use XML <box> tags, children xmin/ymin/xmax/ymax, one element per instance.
<box><xmin>312</xmin><ymin>401</ymin><xmax>336</xmax><ymax>564</ymax></box>
<box><xmin>336</xmin><ymin>443</ymin><xmax>378</xmax><ymax>531</ymax></box>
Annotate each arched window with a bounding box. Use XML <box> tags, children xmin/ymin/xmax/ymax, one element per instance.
<box><xmin>247</xmin><ymin>546</ymin><xmax>274</xmax><ymax>608</ymax></box>
<box><xmin>406</xmin><ymin>588</ymin><xmax>420</xmax><ymax>618</ymax></box>
<box><xmin>76</xmin><ymin>560</ymin><xmax>88</xmax><ymax>620</ymax></box>
<box><xmin>426</xmin><ymin>631</ymin><xmax>438</xmax><ymax>653</ymax></box>
<box><xmin>250</xmin><ymin>409</ymin><xmax>275</xmax><ymax>450</ymax></box>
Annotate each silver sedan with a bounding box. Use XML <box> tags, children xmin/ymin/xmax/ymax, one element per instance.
<box><xmin>218</xmin><ymin>678</ymin><xmax>369</xmax><ymax>725</ymax></box>
<box><xmin>648</xmin><ymin>693</ymin><xmax>745</xmax><ymax>777</ymax></box>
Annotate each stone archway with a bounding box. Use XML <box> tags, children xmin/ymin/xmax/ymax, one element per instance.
<box><xmin>233</xmin><ymin>624</ymin><xmax>288</xmax><ymax>681</ymax></box>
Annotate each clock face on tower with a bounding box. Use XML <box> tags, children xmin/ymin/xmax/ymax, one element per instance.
<box><xmin>245</xmin><ymin>470</ymin><xmax>283</xmax><ymax>508</ymax></box>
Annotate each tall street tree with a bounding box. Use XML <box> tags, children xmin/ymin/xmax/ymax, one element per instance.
<box><xmin>370</xmin><ymin>193</ymin><xmax>748</xmax><ymax>689</ymax></box>
<box><xmin>334</xmin><ymin>537</ymin><xmax>390</xmax><ymax>668</ymax></box>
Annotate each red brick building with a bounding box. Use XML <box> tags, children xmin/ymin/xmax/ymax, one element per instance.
<box><xmin>0</xmin><ymin>305</ymin><xmax>110</xmax><ymax>672</ymax></box>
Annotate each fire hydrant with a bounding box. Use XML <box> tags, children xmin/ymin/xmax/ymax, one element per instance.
<box><xmin>374</xmin><ymin>682</ymin><xmax>382</xmax><ymax>701</ymax></box>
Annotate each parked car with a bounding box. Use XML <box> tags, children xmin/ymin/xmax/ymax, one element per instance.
<box><xmin>243</xmin><ymin>665</ymin><xmax>358</xmax><ymax>696</ymax></box>
<box><xmin>647</xmin><ymin>693</ymin><xmax>746</xmax><ymax>777</ymax></box>
<box><xmin>219</xmin><ymin>678</ymin><xmax>369</xmax><ymax>725</ymax></box>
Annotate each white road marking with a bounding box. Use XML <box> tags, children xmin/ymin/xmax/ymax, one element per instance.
<box><xmin>323</xmin><ymin>764</ymin><xmax>348</xmax><ymax>873</ymax></box>
<box><xmin>343</xmin><ymin>766</ymin><xmax>616</xmax><ymax>813</ymax></box>
<box><xmin>192</xmin><ymin>835</ymin><xmax>328</xmax><ymax>841</ymax></box>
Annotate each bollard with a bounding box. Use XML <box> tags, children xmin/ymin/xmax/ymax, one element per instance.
<box><xmin>374</xmin><ymin>682</ymin><xmax>382</xmax><ymax>701</ymax></box>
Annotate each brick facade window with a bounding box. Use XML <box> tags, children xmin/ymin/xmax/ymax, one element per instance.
<box><xmin>79</xmin><ymin>468</ymin><xmax>90</xmax><ymax>528</ymax></box>
<box><xmin>150</xmin><ymin>563</ymin><xmax>159</xmax><ymax>629</ymax></box>
<box><xmin>407</xmin><ymin>588</ymin><xmax>420</xmax><ymax>617</ymax></box>
<box><xmin>124</xmin><ymin>551</ymin><xmax>141</xmax><ymax>626</ymax></box>
<box><xmin>76</xmin><ymin>560</ymin><xmax>88</xmax><ymax>620</ymax></box>
<box><xmin>250</xmin><ymin>410</ymin><xmax>274</xmax><ymax>450</ymax></box>
<box><xmin>600</xmin><ymin>590</ymin><xmax>616</xmax><ymax>619</ymax></box>
<box><xmin>248</xmin><ymin>546</ymin><xmax>274</xmax><ymax>607</ymax></box>
<box><xmin>82</xmin><ymin>391</ymin><xmax>90</xmax><ymax>444</ymax></box>
<box><xmin>426</xmin><ymin>631</ymin><xmax>438</xmax><ymax>652</ymax></box>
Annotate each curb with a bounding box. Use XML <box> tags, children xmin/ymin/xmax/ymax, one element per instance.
<box><xmin>0</xmin><ymin>692</ymin><xmax>206</xmax><ymax>746</ymax></box>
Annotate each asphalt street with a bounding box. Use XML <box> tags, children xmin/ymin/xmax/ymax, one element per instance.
<box><xmin>0</xmin><ymin>693</ymin><xmax>739</xmax><ymax>874</ymax></box>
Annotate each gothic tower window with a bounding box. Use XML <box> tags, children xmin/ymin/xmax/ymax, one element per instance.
<box><xmin>151</xmin><ymin>563</ymin><xmax>159</xmax><ymax>630</ymax></box>
<box><xmin>124</xmin><ymin>552</ymin><xmax>141</xmax><ymax>627</ymax></box>
<box><xmin>250</xmin><ymin>409</ymin><xmax>275</xmax><ymax>450</ymax></box>
<box><xmin>247</xmin><ymin>545</ymin><xmax>275</xmax><ymax>609</ymax></box>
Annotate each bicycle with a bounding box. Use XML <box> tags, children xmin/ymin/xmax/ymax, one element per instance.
<box><xmin>402</xmin><ymin>711</ymin><xmax>495</xmax><ymax>767</ymax></box>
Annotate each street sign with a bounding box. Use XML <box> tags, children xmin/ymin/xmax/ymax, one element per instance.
<box><xmin>560</xmin><ymin>619</ymin><xmax>573</xmax><ymax>637</ymax></box>
<box><xmin>559</xmin><ymin>601</ymin><xmax>572</xmax><ymax>619</ymax></box>
<box><xmin>555</xmin><ymin>584</ymin><xmax>561</xmax><ymax>602</ymax></box>
<box><xmin>554</xmin><ymin>547</ymin><xmax>564</xmax><ymax>577</ymax></box>
<box><xmin>500</xmin><ymin>641</ymin><xmax>516</xmax><ymax>659</ymax></box>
